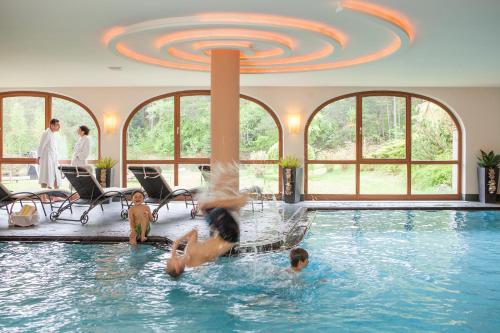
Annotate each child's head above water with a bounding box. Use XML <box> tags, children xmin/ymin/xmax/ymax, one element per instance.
<box><xmin>290</xmin><ymin>248</ymin><xmax>309</xmax><ymax>272</ymax></box>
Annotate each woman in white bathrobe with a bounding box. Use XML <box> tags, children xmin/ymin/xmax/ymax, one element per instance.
<box><xmin>71</xmin><ymin>125</ymin><xmax>91</xmax><ymax>167</ymax></box>
<box><xmin>37</xmin><ymin>119</ymin><xmax>61</xmax><ymax>189</ymax></box>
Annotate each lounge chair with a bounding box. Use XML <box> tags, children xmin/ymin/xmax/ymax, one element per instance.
<box><xmin>197</xmin><ymin>164</ymin><xmax>264</xmax><ymax>212</ymax></box>
<box><xmin>128</xmin><ymin>166</ymin><xmax>197</xmax><ymax>221</ymax></box>
<box><xmin>49</xmin><ymin>166</ymin><xmax>137</xmax><ymax>224</ymax></box>
<box><xmin>0</xmin><ymin>182</ymin><xmax>70</xmax><ymax>217</ymax></box>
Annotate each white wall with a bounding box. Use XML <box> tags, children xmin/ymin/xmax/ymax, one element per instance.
<box><xmin>1</xmin><ymin>86</ymin><xmax>499</xmax><ymax>196</ymax></box>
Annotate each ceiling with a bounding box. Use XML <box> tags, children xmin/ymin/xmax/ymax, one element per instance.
<box><xmin>1</xmin><ymin>0</ymin><xmax>500</xmax><ymax>87</ymax></box>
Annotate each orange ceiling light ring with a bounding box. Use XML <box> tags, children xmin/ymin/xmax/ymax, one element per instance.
<box><xmin>169</xmin><ymin>42</ymin><xmax>333</xmax><ymax>67</ymax></box>
<box><xmin>241</xmin><ymin>43</ymin><xmax>334</xmax><ymax>66</ymax></box>
<box><xmin>103</xmin><ymin>4</ymin><xmax>414</xmax><ymax>73</ymax></box>
<box><xmin>240</xmin><ymin>37</ymin><xmax>402</xmax><ymax>73</ymax></box>
<box><xmin>157</xmin><ymin>28</ymin><xmax>296</xmax><ymax>65</ymax></box>
<box><xmin>167</xmin><ymin>47</ymin><xmax>210</xmax><ymax>64</ymax></box>
<box><xmin>115</xmin><ymin>43</ymin><xmax>209</xmax><ymax>71</ymax></box>
<box><xmin>197</xmin><ymin>41</ymin><xmax>290</xmax><ymax>59</ymax></box>
<box><xmin>163</xmin><ymin>35</ymin><xmax>293</xmax><ymax>65</ymax></box>
<box><xmin>202</xmin><ymin>47</ymin><xmax>286</xmax><ymax>59</ymax></box>
<box><xmin>341</xmin><ymin>0</ymin><xmax>414</xmax><ymax>42</ymax></box>
<box><xmin>196</xmin><ymin>12</ymin><xmax>348</xmax><ymax>48</ymax></box>
<box><xmin>155</xmin><ymin>28</ymin><xmax>296</xmax><ymax>52</ymax></box>
<box><xmin>101</xmin><ymin>26</ymin><xmax>125</xmax><ymax>45</ymax></box>
<box><xmin>192</xmin><ymin>40</ymin><xmax>253</xmax><ymax>50</ymax></box>
<box><xmin>244</xmin><ymin>48</ymin><xmax>284</xmax><ymax>59</ymax></box>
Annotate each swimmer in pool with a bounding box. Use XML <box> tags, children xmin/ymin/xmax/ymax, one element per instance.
<box><xmin>286</xmin><ymin>248</ymin><xmax>309</xmax><ymax>273</ymax></box>
<box><xmin>128</xmin><ymin>190</ymin><xmax>153</xmax><ymax>245</ymax></box>
<box><xmin>165</xmin><ymin>199</ymin><xmax>247</xmax><ymax>277</ymax></box>
<box><xmin>166</xmin><ymin>163</ymin><xmax>249</xmax><ymax>277</ymax></box>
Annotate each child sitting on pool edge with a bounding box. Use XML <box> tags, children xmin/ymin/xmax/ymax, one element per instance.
<box><xmin>128</xmin><ymin>190</ymin><xmax>153</xmax><ymax>245</ymax></box>
<box><xmin>286</xmin><ymin>248</ymin><xmax>309</xmax><ymax>273</ymax></box>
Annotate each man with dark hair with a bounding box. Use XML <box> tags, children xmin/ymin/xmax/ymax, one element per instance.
<box><xmin>71</xmin><ymin>125</ymin><xmax>90</xmax><ymax>166</ymax></box>
<box><xmin>37</xmin><ymin>118</ymin><xmax>61</xmax><ymax>189</ymax></box>
<box><xmin>287</xmin><ymin>248</ymin><xmax>309</xmax><ymax>273</ymax></box>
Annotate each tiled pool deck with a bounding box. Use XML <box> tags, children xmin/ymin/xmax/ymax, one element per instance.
<box><xmin>1</xmin><ymin>200</ymin><xmax>498</xmax><ymax>252</ymax></box>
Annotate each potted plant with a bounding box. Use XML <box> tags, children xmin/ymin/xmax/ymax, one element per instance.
<box><xmin>95</xmin><ymin>157</ymin><xmax>117</xmax><ymax>188</ymax></box>
<box><xmin>279</xmin><ymin>155</ymin><xmax>303</xmax><ymax>203</ymax></box>
<box><xmin>477</xmin><ymin>150</ymin><xmax>500</xmax><ymax>203</ymax></box>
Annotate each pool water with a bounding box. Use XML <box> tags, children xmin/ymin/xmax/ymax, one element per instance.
<box><xmin>1</xmin><ymin>210</ymin><xmax>500</xmax><ymax>332</ymax></box>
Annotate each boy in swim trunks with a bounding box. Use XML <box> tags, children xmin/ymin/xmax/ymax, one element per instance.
<box><xmin>165</xmin><ymin>193</ymin><xmax>248</xmax><ymax>277</ymax></box>
<box><xmin>128</xmin><ymin>190</ymin><xmax>153</xmax><ymax>245</ymax></box>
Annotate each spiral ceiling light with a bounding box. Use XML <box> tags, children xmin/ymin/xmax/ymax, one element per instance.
<box><xmin>103</xmin><ymin>0</ymin><xmax>414</xmax><ymax>73</ymax></box>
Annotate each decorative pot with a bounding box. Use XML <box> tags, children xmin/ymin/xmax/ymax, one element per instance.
<box><xmin>95</xmin><ymin>168</ymin><xmax>113</xmax><ymax>188</ymax></box>
<box><xmin>282</xmin><ymin>167</ymin><xmax>303</xmax><ymax>203</ymax></box>
<box><xmin>478</xmin><ymin>167</ymin><xmax>499</xmax><ymax>203</ymax></box>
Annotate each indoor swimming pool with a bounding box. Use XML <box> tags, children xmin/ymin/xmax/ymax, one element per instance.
<box><xmin>1</xmin><ymin>210</ymin><xmax>499</xmax><ymax>332</ymax></box>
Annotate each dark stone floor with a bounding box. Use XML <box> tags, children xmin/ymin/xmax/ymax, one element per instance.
<box><xmin>0</xmin><ymin>200</ymin><xmax>311</xmax><ymax>252</ymax></box>
<box><xmin>1</xmin><ymin>200</ymin><xmax>498</xmax><ymax>252</ymax></box>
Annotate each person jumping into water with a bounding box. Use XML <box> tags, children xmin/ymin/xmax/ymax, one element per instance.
<box><xmin>166</xmin><ymin>163</ymin><xmax>248</xmax><ymax>277</ymax></box>
<box><xmin>165</xmin><ymin>194</ymin><xmax>248</xmax><ymax>277</ymax></box>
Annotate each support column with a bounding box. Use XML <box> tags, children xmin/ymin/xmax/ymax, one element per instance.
<box><xmin>210</xmin><ymin>49</ymin><xmax>240</xmax><ymax>190</ymax></box>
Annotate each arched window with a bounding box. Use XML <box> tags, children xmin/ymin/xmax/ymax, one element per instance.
<box><xmin>0</xmin><ymin>92</ymin><xmax>101</xmax><ymax>191</ymax></box>
<box><xmin>123</xmin><ymin>91</ymin><xmax>282</xmax><ymax>193</ymax></box>
<box><xmin>305</xmin><ymin>91</ymin><xmax>462</xmax><ymax>199</ymax></box>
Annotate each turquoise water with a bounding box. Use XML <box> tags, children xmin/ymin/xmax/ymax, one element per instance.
<box><xmin>1</xmin><ymin>210</ymin><xmax>500</xmax><ymax>332</ymax></box>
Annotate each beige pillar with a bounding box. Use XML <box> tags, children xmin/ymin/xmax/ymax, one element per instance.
<box><xmin>210</xmin><ymin>49</ymin><xmax>240</xmax><ymax>190</ymax></box>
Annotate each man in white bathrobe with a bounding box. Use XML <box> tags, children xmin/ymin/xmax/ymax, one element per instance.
<box><xmin>37</xmin><ymin>118</ymin><xmax>62</xmax><ymax>189</ymax></box>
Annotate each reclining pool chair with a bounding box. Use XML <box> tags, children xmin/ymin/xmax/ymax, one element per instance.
<box><xmin>197</xmin><ymin>164</ymin><xmax>264</xmax><ymax>212</ymax></box>
<box><xmin>128</xmin><ymin>166</ymin><xmax>197</xmax><ymax>221</ymax></box>
<box><xmin>49</xmin><ymin>166</ymin><xmax>137</xmax><ymax>225</ymax></box>
<box><xmin>0</xmin><ymin>183</ymin><xmax>70</xmax><ymax>217</ymax></box>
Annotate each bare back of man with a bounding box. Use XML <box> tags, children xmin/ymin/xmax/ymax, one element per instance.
<box><xmin>165</xmin><ymin>208</ymin><xmax>240</xmax><ymax>277</ymax></box>
<box><xmin>184</xmin><ymin>233</ymin><xmax>236</xmax><ymax>267</ymax></box>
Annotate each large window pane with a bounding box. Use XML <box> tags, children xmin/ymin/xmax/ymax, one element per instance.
<box><xmin>180</xmin><ymin>96</ymin><xmax>210</xmax><ymax>158</ymax></box>
<box><xmin>1</xmin><ymin>164</ymin><xmax>71</xmax><ymax>192</ymax></box>
<box><xmin>239</xmin><ymin>164</ymin><xmax>279</xmax><ymax>194</ymax></box>
<box><xmin>308</xmin><ymin>164</ymin><xmax>356</xmax><ymax>194</ymax></box>
<box><xmin>178</xmin><ymin>164</ymin><xmax>204</xmax><ymax>189</ymax></box>
<box><xmin>240</xmin><ymin>99</ymin><xmax>279</xmax><ymax>160</ymax></box>
<box><xmin>308</xmin><ymin>97</ymin><xmax>356</xmax><ymax>160</ymax></box>
<box><xmin>52</xmin><ymin>97</ymin><xmax>98</xmax><ymax>160</ymax></box>
<box><xmin>360</xmin><ymin>164</ymin><xmax>407</xmax><ymax>194</ymax></box>
<box><xmin>411</xmin><ymin>98</ymin><xmax>458</xmax><ymax>161</ymax></box>
<box><xmin>411</xmin><ymin>164</ymin><xmax>457</xmax><ymax>194</ymax></box>
<box><xmin>3</xmin><ymin>97</ymin><xmax>45</xmax><ymax>158</ymax></box>
<box><xmin>362</xmin><ymin>96</ymin><xmax>406</xmax><ymax>159</ymax></box>
<box><xmin>125</xmin><ymin>164</ymin><xmax>174</xmax><ymax>189</ymax></box>
<box><xmin>1</xmin><ymin>164</ymin><xmax>39</xmax><ymax>192</ymax></box>
<box><xmin>127</xmin><ymin>98</ymin><xmax>174</xmax><ymax>160</ymax></box>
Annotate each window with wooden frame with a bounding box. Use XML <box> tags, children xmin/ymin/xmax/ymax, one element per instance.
<box><xmin>305</xmin><ymin>91</ymin><xmax>462</xmax><ymax>200</ymax></box>
<box><xmin>0</xmin><ymin>91</ymin><xmax>101</xmax><ymax>192</ymax></box>
<box><xmin>123</xmin><ymin>90</ymin><xmax>283</xmax><ymax>193</ymax></box>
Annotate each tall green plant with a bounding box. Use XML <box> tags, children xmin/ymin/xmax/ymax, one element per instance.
<box><xmin>477</xmin><ymin>150</ymin><xmax>500</xmax><ymax>168</ymax></box>
<box><xmin>279</xmin><ymin>155</ymin><xmax>301</xmax><ymax>169</ymax></box>
<box><xmin>95</xmin><ymin>157</ymin><xmax>117</xmax><ymax>169</ymax></box>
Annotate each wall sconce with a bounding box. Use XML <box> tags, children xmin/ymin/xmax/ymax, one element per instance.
<box><xmin>103</xmin><ymin>113</ymin><xmax>118</xmax><ymax>134</ymax></box>
<box><xmin>287</xmin><ymin>114</ymin><xmax>301</xmax><ymax>134</ymax></box>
